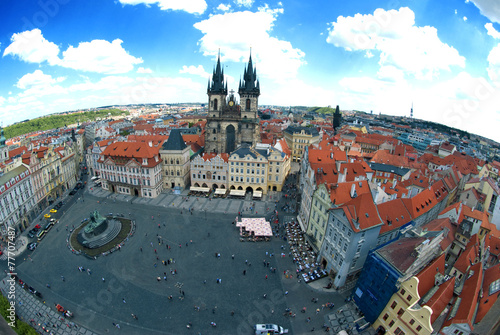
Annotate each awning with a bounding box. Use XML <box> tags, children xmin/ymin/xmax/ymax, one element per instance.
<box><xmin>215</xmin><ymin>188</ymin><xmax>227</xmax><ymax>195</ymax></box>
<box><xmin>190</xmin><ymin>186</ymin><xmax>210</xmax><ymax>192</ymax></box>
<box><xmin>253</xmin><ymin>191</ymin><xmax>262</xmax><ymax>198</ymax></box>
<box><xmin>229</xmin><ymin>189</ymin><xmax>246</xmax><ymax>196</ymax></box>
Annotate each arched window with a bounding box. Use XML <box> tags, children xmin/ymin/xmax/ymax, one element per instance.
<box><xmin>170</xmin><ymin>159</ymin><xmax>173</xmax><ymax>164</ymax></box>
<box><xmin>165</xmin><ymin>171</ymin><xmax>169</xmax><ymax>175</ymax></box>
<box><xmin>176</xmin><ymin>160</ymin><xmax>179</xmax><ymax>164</ymax></box>
<box><xmin>177</xmin><ymin>171</ymin><xmax>180</xmax><ymax>176</ymax></box>
<box><xmin>246</xmin><ymin>99</ymin><xmax>250</xmax><ymax>110</ymax></box>
<box><xmin>214</xmin><ymin>98</ymin><xmax>218</xmax><ymax>110</ymax></box>
<box><xmin>213</xmin><ymin>129</ymin><xmax>216</xmax><ymax>134</ymax></box>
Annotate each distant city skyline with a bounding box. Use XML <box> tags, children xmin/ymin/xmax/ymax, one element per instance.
<box><xmin>1</xmin><ymin>0</ymin><xmax>500</xmax><ymax>142</ymax></box>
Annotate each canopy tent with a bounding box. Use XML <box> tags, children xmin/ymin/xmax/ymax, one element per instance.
<box><xmin>229</xmin><ymin>189</ymin><xmax>245</xmax><ymax>197</ymax></box>
<box><xmin>253</xmin><ymin>191</ymin><xmax>262</xmax><ymax>198</ymax></box>
<box><xmin>237</xmin><ymin>217</ymin><xmax>273</xmax><ymax>237</ymax></box>
<box><xmin>214</xmin><ymin>188</ymin><xmax>227</xmax><ymax>195</ymax></box>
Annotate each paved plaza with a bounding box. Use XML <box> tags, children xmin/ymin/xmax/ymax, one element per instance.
<box><xmin>0</xmin><ymin>178</ymin><xmax>373</xmax><ymax>335</ymax></box>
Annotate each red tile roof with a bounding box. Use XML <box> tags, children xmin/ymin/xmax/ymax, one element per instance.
<box><xmin>476</xmin><ymin>265</ymin><xmax>500</xmax><ymax>323</ymax></box>
<box><xmin>426</xmin><ymin>276</ymin><xmax>455</xmax><ymax>324</ymax></box>
<box><xmin>341</xmin><ymin>192</ymin><xmax>383</xmax><ymax>232</ymax></box>
<box><xmin>415</xmin><ymin>253</ymin><xmax>447</xmax><ymax>297</ymax></box>
<box><xmin>328</xmin><ymin>180</ymin><xmax>371</xmax><ymax>206</ymax></box>
<box><xmin>99</xmin><ymin>141</ymin><xmax>161</xmax><ymax>168</ymax></box>
<box><xmin>376</xmin><ymin>237</ymin><xmax>429</xmax><ymax>273</ymax></box>
<box><xmin>8</xmin><ymin>146</ymin><xmax>28</xmax><ymax>158</ymax></box>
<box><xmin>371</xmin><ymin>149</ymin><xmax>410</xmax><ymax>167</ymax></box>
<box><xmin>377</xmin><ymin>199</ymin><xmax>413</xmax><ymax>234</ymax></box>
<box><xmin>442</xmin><ymin>262</ymin><xmax>483</xmax><ymax>331</ymax></box>
<box><xmin>401</xmin><ymin>188</ymin><xmax>439</xmax><ymax>219</ymax></box>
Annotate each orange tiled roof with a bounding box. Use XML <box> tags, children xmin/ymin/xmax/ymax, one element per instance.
<box><xmin>377</xmin><ymin>198</ymin><xmax>413</xmax><ymax>234</ymax></box>
<box><xmin>426</xmin><ymin>276</ymin><xmax>455</xmax><ymax>324</ymax></box>
<box><xmin>370</xmin><ymin>149</ymin><xmax>410</xmax><ymax>167</ymax></box>
<box><xmin>476</xmin><ymin>265</ymin><xmax>500</xmax><ymax>323</ymax></box>
<box><xmin>401</xmin><ymin>188</ymin><xmax>438</xmax><ymax>219</ymax></box>
<box><xmin>99</xmin><ymin>141</ymin><xmax>161</xmax><ymax>168</ymax></box>
<box><xmin>340</xmin><ymin>192</ymin><xmax>382</xmax><ymax>232</ymax></box>
<box><xmin>416</xmin><ymin>253</ymin><xmax>446</xmax><ymax>297</ymax></box>
<box><xmin>442</xmin><ymin>262</ymin><xmax>483</xmax><ymax>331</ymax></box>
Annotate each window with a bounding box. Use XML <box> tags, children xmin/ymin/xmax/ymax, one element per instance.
<box><xmin>406</xmin><ymin>295</ymin><xmax>412</xmax><ymax>302</ymax></box>
<box><xmin>397</xmin><ymin>308</ymin><xmax>404</xmax><ymax>316</ymax></box>
<box><xmin>391</xmin><ymin>301</ymin><xmax>397</xmax><ymax>309</ymax></box>
<box><xmin>394</xmin><ymin>327</ymin><xmax>405</xmax><ymax>335</ymax></box>
<box><xmin>416</xmin><ymin>325</ymin><xmax>422</xmax><ymax>332</ymax></box>
<box><xmin>400</xmin><ymin>289</ymin><xmax>406</xmax><ymax>295</ymax></box>
<box><xmin>389</xmin><ymin>320</ymin><xmax>395</xmax><ymax>328</ymax></box>
<box><xmin>383</xmin><ymin>313</ymin><xmax>389</xmax><ymax>321</ymax></box>
<box><xmin>409</xmin><ymin>319</ymin><xmax>415</xmax><ymax>325</ymax></box>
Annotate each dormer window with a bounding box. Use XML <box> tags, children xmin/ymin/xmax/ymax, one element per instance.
<box><xmin>142</xmin><ymin>158</ymin><xmax>148</xmax><ymax>165</ymax></box>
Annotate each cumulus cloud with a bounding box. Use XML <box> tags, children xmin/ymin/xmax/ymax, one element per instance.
<box><xmin>179</xmin><ymin>65</ymin><xmax>209</xmax><ymax>78</ymax></box>
<box><xmin>193</xmin><ymin>5</ymin><xmax>304</xmax><ymax>81</ymax></box>
<box><xmin>326</xmin><ymin>7</ymin><xmax>465</xmax><ymax>80</ymax></box>
<box><xmin>4</xmin><ymin>29</ymin><xmax>143</xmax><ymax>74</ymax></box>
<box><xmin>468</xmin><ymin>0</ymin><xmax>500</xmax><ymax>23</ymax></box>
<box><xmin>60</xmin><ymin>39</ymin><xmax>143</xmax><ymax>74</ymax></box>
<box><xmin>118</xmin><ymin>0</ymin><xmax>207</xmax><ymax>14</ymax></box>
<box><xmin>16</xmin><ymin>70</ymin><xmax>65</xmax><ymax>89</ymax></box>
<box><xmin>137</xmin><ymin>67</ymin><xmax>153</xmax><ymax>74</ymax></box>
<box><xmin>234</xmin><ymin>0</ymin><xmax>253</xmax><ymax>8</ymax></box>
<box><xmin>487</xmin><ymin>43</ymin><xmax>500</xmax><ymax>82</ymax></box>
<box><xmin>217</xmin><ymin>4</ymin><xmax>231</xmax><ymax>11</ymax></box>
<box><xmin>463</xmin><ymin>16</ymin><xmax>468</xmax><ymax>21</ymax></box>
<box><xmin>3</xmin><ymin>29</ymin><xmax>60</xmax><ymax>65</ymax></box>
<box><xmin>485</xmin><ymin>23</ymin><xmax>500</xmax><ymax>39</ymax></box>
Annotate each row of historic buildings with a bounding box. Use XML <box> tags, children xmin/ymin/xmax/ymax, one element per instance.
<box><xmin>0</xmin><ymin>128</ymin><xmax>83</xmax><ymax>238</ymax></box>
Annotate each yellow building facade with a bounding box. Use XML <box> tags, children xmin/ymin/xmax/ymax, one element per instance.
<box><xmin>283</xmin><ymin>126</ymin><xmax>320</xmax><ymax>162</ymax></box>
<box><xmin>373</xmin><ymin>277</ymin><xmax>433</xmax><ymax>335</ymax></box>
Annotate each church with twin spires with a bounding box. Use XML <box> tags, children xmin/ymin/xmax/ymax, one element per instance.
<box><xmin>204</xmin><ymin>52</ymin><xmax>261</xmax><ymax>154</ymax></box>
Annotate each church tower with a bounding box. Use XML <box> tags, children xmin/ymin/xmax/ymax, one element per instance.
<box><xmin>207</xmin><ymin>51</ymin><xmax>227</xmax><ymax>118</ymax></box>
<box><xmin>238</xmin><ymin>53</ymin><xmax>260</xmax><ymax>146</ymax></box>
<box><xmin>204</xmin><ymin>51</ymin><xmax>260</xmax><ymax>153</ymax></box>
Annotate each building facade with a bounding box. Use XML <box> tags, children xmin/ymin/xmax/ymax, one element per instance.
<box><xmin>190</xmin><ymin>153</ymin><xmax>229</xmax><ymax>190</ymax></box>
<box><xmin>284</xmin><ymin>126</ymin><xmax>320</xmax><ymax>162</ymax></box>
<box><xmin>99</xmin><ymin>141</ymin><xmax>163</xmax><ymax>198</ymax></box>
<box><xmin>0</xmin><ymin>165</ymin><xmax>36</xmax><ymax>237</ymax></box>
<box><xmin>160</xmin><ymin>129</ymin><xmax>191</xmax><ymax>192</ymax></box>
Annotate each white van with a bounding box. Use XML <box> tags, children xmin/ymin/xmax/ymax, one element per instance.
<box><xmin>254</xmin><ymin>324</ymin><xmax>288</xmax><ymax>334</ymax></box>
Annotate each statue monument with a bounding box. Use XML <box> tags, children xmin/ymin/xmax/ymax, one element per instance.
<box><xmin>77</xmin><ymin>210</ymin><xmax>122</xmax><ymax>249</ymax></box>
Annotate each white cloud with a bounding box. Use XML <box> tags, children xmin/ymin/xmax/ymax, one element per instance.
<box><xmin>137</xmin><ymin>67</ymin><xmax>153</xmax><ymax>74</ymax></box>
<box><xmin>0</xmin><ymin>96</ymin><xmax>5</xmax><ymax>106</ymax></box>
<box><xmin>16</xmin><ymin>70</ymin><xmax>65</xmax><ymax>89</ymax></box>
<box><xmin>179</xmin><ymin>65</ymin><xmax>209</xmax><ymax>78</ymax></box>
<box><xmin>3</xmin><ymin>29</ymin><xmax>60</xmax><ymax>65</ymax></box>
<box><xmin>487</xmin><ymin>43</ymin><xmax>500</xmax><ymax>82</ymax></box>
<box><xmin>326</xmin><ymin>7</ymin><xmax>465</xmax><ymax>80</ymax></box>
<box><xmin>377</xmin><ymin>65</ymin><xmax>405</xmax><ymax>82</ymax></box>
<box><xmin>217</xmin><ymin>4</ymin><xmax>231</xmax><ymax>11</ymax></box>
<box><xmin>193</xmin><ymin>6</ymin><xmax>305</xmax><ymax>81</ymax></box>
<box><xmin>234</xmin><ymin>0</ymin><xmax>253</xmax><ymax>8</ymax></box>
<box><xmin>118</xmin><ymin>0</ymin><xmax>207</xmax><ymax>14</ymax></box>
<box><xmin>469</xmin><ymin>0</ymin><xmax>500</xmax><ymax>23</ymax></box>
<box><xmin>463</xmin><ymin>16</ymin><xmax>468</xmax><ymax>21</ymax></box>
<box><xmin>485</xmin><ymin>23</ymin><xmax>500</xmax><ymax>39</ymax></box>
<box><xmin>60</xmin><ymin>39</ymin><xmax>143</xmax><ymax>74</ymax></box>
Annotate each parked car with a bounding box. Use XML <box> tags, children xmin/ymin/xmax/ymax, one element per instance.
<box><xmin>254</xmin><ymin>324</ymin><xmax>288</xmax><ymax>335</ymax></box>
<box><xmin>28</xmin><ymin>243</ymin><xmax>38</xmax><ymax>251</ymax></box>
<box><xmin>69</xmin><ymin>189</ymin><xmax>77</xmax><ymax>195</ymax></box>
<box><xmin>27</xmin><ymin>232</ymin><xmax>35</xmax><ymax>239</ymax></box>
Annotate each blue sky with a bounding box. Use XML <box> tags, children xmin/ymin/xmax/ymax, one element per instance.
<box><xmin>1</xmin><ymin>0</ymin><xmax>500</xmax><ymax>142</ymax></box>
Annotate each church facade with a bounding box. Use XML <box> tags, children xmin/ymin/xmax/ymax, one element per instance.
<box><xmin>204</xmin><ymin>53</ymin><xmax>260</xmax><ymax>154</ymax></box>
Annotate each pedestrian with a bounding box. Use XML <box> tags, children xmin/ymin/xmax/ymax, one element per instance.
<box><xmin>102</xmin><ymin>277</ymin><xmax>105</xmax><ymax>282</ymax></box>
<box><xmin>123</xmin><ymin>298</ymin><xmax>126</xmax><ymax>303</ymax></box>
<box><xmin>232</xmin><ymin>254</ymin><xmax>234</xmax><ymax>259</ymax></box>
<box><xmin>243</xmin><ymin>270</ymin><xmax>246</xmax><ymax>275</ymax></box>
<box><xmin>265</xmin><ymin>275</ymin><xmax>268</xmax><ymax>280</ymax></box>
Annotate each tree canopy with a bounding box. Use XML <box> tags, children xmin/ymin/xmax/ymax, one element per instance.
<box><xmin>4</xmin><ymin>109</ymin><xmax>129</xmax><ymax>139</ymax></box>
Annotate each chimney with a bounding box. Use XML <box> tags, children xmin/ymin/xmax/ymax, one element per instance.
<box><xmin>350</xmin><ymin>183</ymin><xmax>356</xmax><ymax>198</ymax></box>
<box><xmin>148</xmin><ymin>141</ymin><xmax>152</xmax><ymax>147</ymax></box>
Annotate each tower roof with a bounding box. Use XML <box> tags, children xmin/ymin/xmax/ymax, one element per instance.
<box><xmin>162</xmin><ymin>129</ymin><xmax>187</xmax><ymax>151</ymax></box>
<box><xmin>208</xmin><ymin>51</ymin><xmax>227</xmax><ymax>94</ymax></box>
<box><xmin>239</xmin><ymin>52</ymin><xmax>260</xmax><ymax>95</ymax></box>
